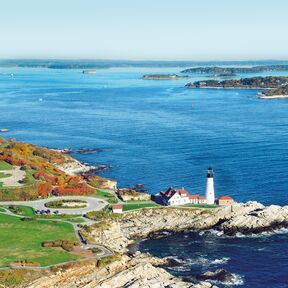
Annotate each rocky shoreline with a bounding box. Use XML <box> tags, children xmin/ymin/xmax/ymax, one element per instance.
<box><xmin>258</xmin><ymin>94</ymin><xmax>288</xmax><ymax>99</ymax></box>
<box><xmin>141</xmin><ymin>74</ymin><xmax>190</xmax><ymax>80</ymax></box>
<box><xmin>87</xmin><ymin>202</ymin><xmax>288</xmax><ymax>253</ymax></box>
<box><xmin>53</xmin><ymin>150</ymin><xmax>111</xmax><ymax>176</ymax></box>
<box><xmin>19</xmin><ymin>201</ymin><xmax>288</xmax><ymax>287</ymax></box>
<box><xmin>23</xmin><ymin>253</ymin><xmax>214</xmax><ymax>288</ymax></box>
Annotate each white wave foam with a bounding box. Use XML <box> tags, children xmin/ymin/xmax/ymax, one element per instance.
<box><xmin>208</xmin><ymin>273</ymin><xmax>244</xmax><ymax>286</ymax></box>
<box><xmin>199</xmin><ymin>229</ymin><xmax>224</xmax><ymax>237</ymax></box>
<box><xmin>233</xmin><ymin>227</ymin><xmax>288</xmax><ymax>238</ymax></box>
<box><xmin>165</xmin><ymin>255</ymin><xmax>187</xmax><ymax>264</ymax></box>
<box><xmin>186</xmin><ymin>257</ymin><xmax>210</xmax><ymax>267</ymax></box>
<box><xmin>167</xmin><ymin>266</ymin><xmax>191</xmax><ymax>272</ymax></box>
<box><xmin>203</xmin><ymin>227</ymin><xmax>288</xmax><ymax>239</ymax></box>
<box><xmin>211</xmin><ymin>257</ymin><xmax>230</xmax><ymax>265</ymax></box>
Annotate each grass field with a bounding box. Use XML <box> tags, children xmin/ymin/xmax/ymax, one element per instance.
<box><xmin>95</xmin><ymin>189</ymin><xmax>117</xmax><ymax>204</ymax></box>
<box><xmin>0</xmin><ymin>172</ymin><xmax>11</xmax><ymax>178</ymax></box>
<box><xmin>0</xmin><ymin>212</ymin><xmax>80</xmax><ymax>267</ymax></box>
<box><xmin>23</xmin><ymin>167</ymin><xmax>37</xmax><ymax>184</ymax></box>
<box><xmin>123</xmin><ymin>203</ymin><xmax>158</xmax><ymax>211</ymax></box>
<box><xmin>0</xmin><ymin>161</ymin><xmax>13</xmax><ymax>170</ymax></box>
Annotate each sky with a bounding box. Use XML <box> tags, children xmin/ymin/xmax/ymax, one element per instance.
<box><xmin>0</xmin><ymin>0</ymin><xmax>287</xmax><ymax>60</ymax></box>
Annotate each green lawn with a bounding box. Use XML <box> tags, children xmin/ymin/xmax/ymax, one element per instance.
<box><xmin>0</xmin><ymin>161</ymin><xmax>13</xmax><ymax>170</ymax></box>
<box><xmin>23</xmin><ymin>167</ymin><xmax>37</xmax><ymax>184</ymax></box>
<box><xmin>0</xmin><ymin>207</ymin><xmax>6</xmax><ymax>212</ymax></box>
<box><xmin>8</xmin><ymin>205</ymin><xmax>36</xmax><ymax>217</ymax></box>
<box><xmin>95</xmin><ymin>189</ymin><xmax>113</xmax><ymax>198</ymax></box>
<box><xmin>67</xmin><ymin>217</ymin><xmax>86</xmax><ymax>223</ymax></box>
<box><xmin>123</xmin><ymin>203</ymin><xmax>158</xmax><ymax>211</ymax></box>
<box><xmin>0</xmin><ymin>213</ymin><xmax>80</xmax><ymax>267</ymax></box>
<box><xmin>0</xmin><ymin>172</ymin><xmax>11</xmax><ymax>178</ymax></box>
<box><xmin>95</xmin><ymin>189</ymin><xmax>117</xmax><ymax>204</ymax></box>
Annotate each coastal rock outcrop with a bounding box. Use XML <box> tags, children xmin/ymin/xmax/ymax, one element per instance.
<box><xmin>117</xmin><ymin>188</ymin><xmax>151</xmax><ymax>201</ymax></box>
<box><xmin>88</xmin><ymin>202</ymin><xmax>288</xmax><ymax>253</ymax></box>
<box><xmin>55</xmin><ymin>155</ymin><xmax>96</xmax><ymax>175</ymax></box>
<box><xmin>196</xmin><ymin>269</ymin><xmax>239</xmax><ymax>285</ymax></box>
<box><xmin>213</xmin><ymin>203</ymin><xmax>288</xmax><ymax>235</ymax></box>
<box><xmin>23</xmin><ymin>253</ymin><xmax>214</xmax><ymax>288</ymax></box>
<box><xmin>88</xmin><ymin>208</ymin><xmax>209</xmax><ymax>253</ymax></box>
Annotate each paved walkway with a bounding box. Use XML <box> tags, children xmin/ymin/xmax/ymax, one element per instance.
<box><xmin>0</xmin><ymin>196</ymin><xmax>108</xmax><ymax>214</ymax></box>
<box><xmin>0</xmin><ymin>167</ymin><xmax>25</xmax><ymax>187</ymax></box>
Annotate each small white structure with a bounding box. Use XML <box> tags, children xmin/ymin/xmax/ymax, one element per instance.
<box><xmin>205</xmin><ymin>167</ymin><xmax>215</xmax><ymax>205</ymax></box>
<box><xmin>160</xmin><ymin>188</ymin><xmax>207</xmax><ymax>206</ymax></box>
<box><xmin>112</xmin><ymin>204</ymin><xmax>123</xmax><ymax>213</ymax></box>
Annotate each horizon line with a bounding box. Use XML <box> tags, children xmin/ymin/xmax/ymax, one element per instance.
<box><xmin>1</xmin><ymin>58</ymin><xmax>288</xmax><ymax>62</ymax></box>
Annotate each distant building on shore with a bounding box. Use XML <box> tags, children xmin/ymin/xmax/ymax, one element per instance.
<box><xmin>112</xmin><ymin>204</ymin><xmax>123</xmax><ymax>213</ymax></box>
<box><xmin>158</xmin><ymin>167</ymin><xmax>234</xmax><ymax>206</ymax></box>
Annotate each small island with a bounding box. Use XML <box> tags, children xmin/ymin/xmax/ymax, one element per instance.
<box><xmin>141</xmin><ymin>74</ymin><xmax>190</xmax><ymax>80</ymax></box>
<box><xmin>185</xmin><ymin>76</ymin><xmax>288</xmax><ymax>89</ymax></box>
<box><xmin>181</xmin><ymin>64</ymin><xmax>288</xmax><ymax>74</ymax></box>
<box><xmin>258</xmin><ymin>85</ymin><xmax>288</xmax><ymax>99</ymax></box>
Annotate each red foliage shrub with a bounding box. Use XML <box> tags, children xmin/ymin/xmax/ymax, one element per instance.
<box><xmin>37</xmin><ymin>182</ymin><xmax>53</xmax><ymax>197</ymax></box>
<box><xmin>54</xmin><ymin>183</ymin><xmax>94</xmax><ymax>196</ymax></box>
<box><xmin>34</xmin><ymin>171</ymin><xmax>57</xmax><ymax>185</ymax></box>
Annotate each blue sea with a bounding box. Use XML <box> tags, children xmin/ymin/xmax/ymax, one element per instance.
<box><xmin>0</xmin><ymin>66</ymin><xmax>288</xmax><ymax>287</ymax></box>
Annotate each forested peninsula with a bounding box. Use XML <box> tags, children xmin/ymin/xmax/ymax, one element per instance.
<box><xmin>181</xmin><ymin>65</ymin><xmax>288</xmax><ymax>74</ymax></box>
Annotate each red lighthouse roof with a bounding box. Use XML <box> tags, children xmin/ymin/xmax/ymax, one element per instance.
<box><xmin>218</xmin><ymin>196</ymin><xmax>233</xmax><ymax>200</ymax></box>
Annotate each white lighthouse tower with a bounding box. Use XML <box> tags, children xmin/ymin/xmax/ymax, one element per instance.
<box><xmin>205</xmin><ymin>167</ymin><xmax>215</xmax><ymax>205</ymax></box>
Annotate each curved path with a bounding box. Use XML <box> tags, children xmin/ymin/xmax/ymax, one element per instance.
<box><xmin>0</xmin><ymin>196</ymin><xmax>108</xmax><ymax>215</ymax></box>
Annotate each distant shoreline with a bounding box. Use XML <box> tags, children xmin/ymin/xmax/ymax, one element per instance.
<box><xmin>258</xmin><ymin>94</ymin><xmax>288</xmax><ymax>99</ymax></box>
<box><xmin>185</xmin><ymin>86</ymin><xmax>269</xmax><ymax>90</ymax></box>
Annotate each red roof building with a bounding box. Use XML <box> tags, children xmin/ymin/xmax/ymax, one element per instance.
<box><xmin>112</xmin><ymin>204</ymin><xmax>123</xmax><ymax>213</ymax></box>
<box><xmin>218</xmin><ymin>196</ymin><xmax>234</xmax><ymax>206</ymax></box>
<box><xmin>159</xmin><ymin>187</ymin><xmax>207</xmax><ymax>206</ymax></box>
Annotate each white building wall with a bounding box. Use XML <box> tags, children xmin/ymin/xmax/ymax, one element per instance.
<box><xmin>205</xmin><ymin>177</ymin><xmax>215</xmax><ymax>204</ymax></box>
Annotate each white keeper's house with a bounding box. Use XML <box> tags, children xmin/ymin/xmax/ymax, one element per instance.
<box><xmin>160</xmin><ymin>187</ymin><xmax>207</xmax><ymax>206</ymax></box>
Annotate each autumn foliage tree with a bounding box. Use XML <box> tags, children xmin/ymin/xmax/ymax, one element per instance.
<box><xmin>37</xmin><ymin>182</ymin><xmax>53</xmax><ymax>197</ymax></box>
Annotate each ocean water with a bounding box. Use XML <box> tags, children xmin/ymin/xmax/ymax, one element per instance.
<box><xmin>1</xmin><ymin>66</ymin><xmax>288</xmax><ymax>205</ymax></box>
<box><xmin>1</xmin><ymin>66</ymin><xmax>288</xmax><ymax>286</ymax></box>
<box><xmin>135</xmin><ymin>230</ymin><xmax>288</xmax><ymax>287</ymax></box>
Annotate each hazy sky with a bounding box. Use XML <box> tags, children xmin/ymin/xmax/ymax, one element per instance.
<box><xmin>0</xmin><ymin>0</ymin><xmax>287</xmax><ymax>60</ymax></box>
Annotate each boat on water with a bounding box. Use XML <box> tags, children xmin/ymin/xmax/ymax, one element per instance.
<box><xmin>0</xmin><ymin>128</ymin><xmax>9</xmax><ymax>133</ymax></box>
<box><xmin>82</xmin><ymin>69</ymin><xmax>96</xmax><ymax>74</ymax></box>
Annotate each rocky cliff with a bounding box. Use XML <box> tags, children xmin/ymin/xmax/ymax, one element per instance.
<box><xmin>21</xmin><ymin>202</ymin><xmax>288</xmax><ymax>288</ymax></box>
<box><xmin>22</xmin><ymin>253</ymin><xmax>213</xmax><ymax>288</ymax></box>
<box><xmin>88</xmin><ymin>202</ymin><xmax>288</xmax><ymax>253</ymax></box>
<box><xmin>117</xmin><ymin>188</ymin><xmax>151</xmax><ymax>201</ymax></box>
